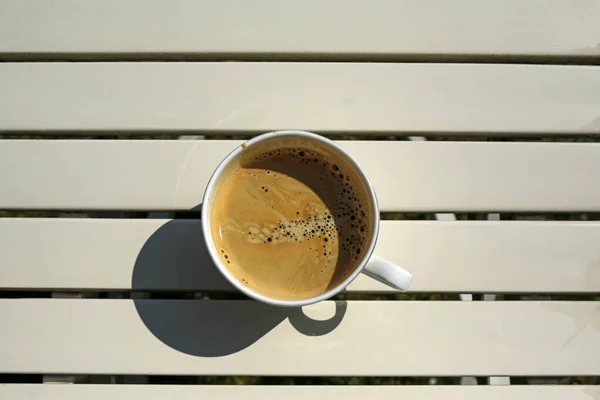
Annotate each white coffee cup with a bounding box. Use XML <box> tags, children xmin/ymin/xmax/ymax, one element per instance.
<box><xmin>202</xmin><ymin>130</ymin><xmax>412</xmax><ymax>307</ymax></box>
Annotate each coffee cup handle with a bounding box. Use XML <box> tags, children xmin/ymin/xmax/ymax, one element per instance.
<box><xmin>362</xmin><ymin>254</ymin><xmax>412</xmax><ymax>291</ymax></box>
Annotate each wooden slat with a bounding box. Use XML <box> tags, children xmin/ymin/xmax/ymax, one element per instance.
<box><xmin>2</xmin><ymin>219</ymin><xmax>600</xmax><ymax>293</ymax></box>
<box><xmin>1</xmin><ymin>385</ymin><xmax>598</xmax><ymax>400</ymax></box>
<box><xmin>1</xmin><ymin>140</ymin><xmax>600</xmax><ymax>211</ymax></box>
<box><xmin>1</xmin><ymin>0</ymin><xmax>599</xmax><ymax>58</ymax></box>
<box><xmin>1</xmin><ymin>300</ymin><xmax>598</xmax><ymax>375</ymax></box>
<box><xmin>1</xmin><ymin>63</ymin><xmax>600</xmax><ymax>134</ymax></box>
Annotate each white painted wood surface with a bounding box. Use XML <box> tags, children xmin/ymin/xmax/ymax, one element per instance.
<box><xmin>2</xmin><ymin>140</ymin><xmax>600</xmax><ymax>211</ymax></box>
<box><xmin>2</xmin><ymin>219</ymin><xmax>600</xmax><ymax>293</ymax></box>
<box><xmin>1</xmin><ymin>1</ymin><xmax>599</xmax><ymax>387</ymax></box>
<box><xmin>1</xmin><ymin>300</ymin><xmax>598</xmax><ymax>375</ymax></box>
<box><xmin>1</xmin><ymin>63</ymin><xmax>599</xmax><ymax>134</ymax></box>
<box><xmin>1</xmin><ymin>0</ymin><xmax>599</xmax><ymax>58</ymax></box>
<box><xmin>1</xmin><ymin>385</ymin><xmax>599</xmax><ymax>400</ymax></box>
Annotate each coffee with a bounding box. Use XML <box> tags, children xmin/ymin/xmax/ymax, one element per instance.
<box><xmin>209</xmin><ymin>146</ymin><xmax>372</xmax><ymax>300</ymax></box>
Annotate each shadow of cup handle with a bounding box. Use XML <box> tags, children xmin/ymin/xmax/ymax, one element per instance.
<box><xmin>287</xmin><ymin>301</ymin><xmax>348</xmax><ymax>336</ymax></box>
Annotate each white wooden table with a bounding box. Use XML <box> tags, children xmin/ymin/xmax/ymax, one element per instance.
<box><xmin>1</xmin><ymin>1</ymin><xmax>600</xmax><ymax>398</ymax></box>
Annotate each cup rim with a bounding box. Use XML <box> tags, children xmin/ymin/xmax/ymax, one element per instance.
<box><xmin>201</xmin><ymin>130</ymin><xmax>380</xmax><ymax>307</ymax></box>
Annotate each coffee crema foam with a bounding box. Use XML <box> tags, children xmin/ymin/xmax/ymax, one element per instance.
<box><xmin>210</xmin><ymin>147</ymin><xmax>372</xmax><ymax>300</ymax></box>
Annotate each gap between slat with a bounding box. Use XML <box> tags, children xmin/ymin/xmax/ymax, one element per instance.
<box><xmin>0</xmin><ymin>375</ymin><xmax>598</xmax><ymax>384</ymax></box>
<box><xmin>2</xmin><ymin>53</ymin><xmax>600</xmax><ymax>65</ymax></box>
<box><xmin>3</xmin><ymin>134</ymin><xmax>600</xmax><ymax>141</ymax></box>
<box><xmin>3</xmin><ymin>212</ymin><xmax>600</xmax><ymax>220</ymax></box>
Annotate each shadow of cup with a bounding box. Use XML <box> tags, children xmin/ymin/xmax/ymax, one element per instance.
<box><xmin>132</xmin><ymin>218</ymin><xmax>347</xmax><ymax>357</ymax></box>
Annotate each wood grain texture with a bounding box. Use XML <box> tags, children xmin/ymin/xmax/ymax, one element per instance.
<box><xmin>1</xmin><ymin>219</ymin><xmax>599</xmax><ymax>293</ymax></box>
<box><xmin>1</xmin><ymin>140</ymin><xmax>600</xmax><ymax>211</ymax></box>
<box><xmin>1</xmin><ymin>63</ymin><xmax>599</xmax><ymax>134</ymax></box>
<box><xmin>1</xmin><ymin>385</ymin><xmax>598</xmax><ymax>400</ymax></box>
<box><xmin>1</xmin><ymin>0</ymin><xmax>599</xmax><ymax>58</ymax></box>
<box><xmin>1</xmin><ymin>300</ymin><xmax>598</xmax><ymax>375</ymax></box>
